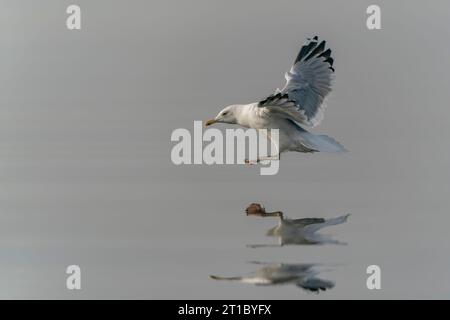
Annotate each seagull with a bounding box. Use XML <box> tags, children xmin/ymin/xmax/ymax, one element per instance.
<box><xmin>210</xmin><ymin>262</ymin><xmax>334</xmax><ymax>293</ymax></box>
<box><xmin>205</xmin><ymin>36</ymin><xmax>346</xmax><ymax>163</ymax></box>
<box><xmin>245</xmin><ymin>203</ymin><xmax>350</xmax><ymax>246</ymax></box>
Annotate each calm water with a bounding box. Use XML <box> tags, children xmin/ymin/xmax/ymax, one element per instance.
<box><xmin>1</xmin><ymin>1</ymin><xmax>450</xmax><ymax>299</ymax></box>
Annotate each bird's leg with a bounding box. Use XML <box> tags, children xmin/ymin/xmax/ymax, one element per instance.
<box><xmin>247</xmin><ymin>244</ymin><xmax>282</xmax><ymax>248</ymax></box>
<box><xmin>245</xmin><ymin>154</ymin><xmax>280</xmax><ymax>164</ymax></box>
<box><xmin>259</xmin><ymin>129</ymin><xmax>280</xmax><ymax>163</ymax></box>
<box><xmin>244</xmin><ymin>158</ymin><xmax>258</xmax><ymax>165</ymax></box>
<box><xmin>255</xmin><ymin>154</ymin><xmax>280</xmax><ymax>163</ymax></box>
<box><xmin>245</xmin><ymin>128</ymin><xmax>280</xmax><ymax>164</ymax></box>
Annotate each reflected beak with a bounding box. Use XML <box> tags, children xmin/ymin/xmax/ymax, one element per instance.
<box><xmin>205</xmin><ymin>119</ymin><xmax>217</xmax><ymax>127</ymax></box>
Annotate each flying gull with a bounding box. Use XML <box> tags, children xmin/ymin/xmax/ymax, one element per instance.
<box><xmin>205</xmin><ymin>36</ymin><xmax>346</xmax><ymax>163</ymax></box>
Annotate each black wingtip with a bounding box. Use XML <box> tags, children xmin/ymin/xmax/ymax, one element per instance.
<box><xmin>295</xmin><ymin>38</ymin><xmax>318</xmax><ymax>64</ymax></box>
<box><xmin>305</xmin><ymin>40</ymin><xmax>325</xmax><ymax>61</ymax></box>
<box><xmin>324</xmin><ymin>57</ymin><xmax>335</xmax><ymax>71</ymax></box>
<box><xmin>293</xmin><ymin>36</ymin><xmax>335</xmax><ymax>72</ymax></box>
<box><xmin>318</xmin><ymin>48</ymin><xmax>332</xmax><ymax>59</ymax></box>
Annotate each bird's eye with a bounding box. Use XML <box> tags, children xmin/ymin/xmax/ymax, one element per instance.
<box><xmin>222</xmin><ymin>111</ymin><xmax>228</xmax><ymax>116</ymax></box>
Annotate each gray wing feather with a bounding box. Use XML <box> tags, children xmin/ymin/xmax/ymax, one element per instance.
<box><xmin>259</xmin><ymin>37</ymin><xmax>335</xmax><ymax>127</ymax></box>
<box><xmin>292</xmin><ymin>217</ymin><xmax>326</xmax><ymax>227</ymax></box>
<box><xmin>297</xmin><ymin>278</ymin><xmax>335</xmax><ymax>292</ymax></box>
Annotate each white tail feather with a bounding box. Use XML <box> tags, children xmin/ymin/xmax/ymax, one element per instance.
<box><xmin>300</xmin><ymin>132</ymin><xmax>347</xmax><ymax>153</ymax></box>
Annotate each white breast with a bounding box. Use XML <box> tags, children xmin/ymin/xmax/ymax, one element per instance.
<box><xmin>237</xmin><ymin>103</ymin><xmax>296</xmax><ymax>152</ymax></box>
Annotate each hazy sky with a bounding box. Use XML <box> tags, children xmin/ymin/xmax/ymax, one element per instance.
<box><xmin>1</xmin><ymin>0</ymin><xmax>450</xmax><ymax>299</ymax></box>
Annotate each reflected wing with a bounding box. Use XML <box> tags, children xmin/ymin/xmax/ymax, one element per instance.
<box><xmin>292</xmin><ymin>217</ymin><xmax>326</xmax><ymax>227</ymax></box>
<box><xmin>303</xmin><ymin>214</ymin><xmax>350</xmax><ymax>233</ymax></box>
<box><xmin>297</xmin><ymin>278</ymin><xmax>335</xmax><ymax>292</ymax></box>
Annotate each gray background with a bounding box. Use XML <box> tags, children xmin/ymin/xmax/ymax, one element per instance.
<box><xmin>1</xmin><ymin>0</ymin><xmax>450</xmax><ymax>299</ymax></box>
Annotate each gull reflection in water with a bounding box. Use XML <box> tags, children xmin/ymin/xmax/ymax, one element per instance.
<box><xmin>245</xmin><ymin>203</ymin><xmax>350</xmax><ymax>247</ymax></box>
<box><xmin>210</xmin><ymin>262</ymin><xmax>334</xmax><ymax>293</ymax></box>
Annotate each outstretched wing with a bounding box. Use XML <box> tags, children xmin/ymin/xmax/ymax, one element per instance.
<box><xmin>297</xmin><ymin>278</ymin><xmax>335</xmax><ymax>292</ymax></box>
<box><xmin>258</xmin><ymin>36</ymin><xmax>335</xmax><ymax>127</ymax></box>
<box><xmin>291</xmin><ymin>217</ymin><xmax>326</xmax><ymax>227</ymax></box>
<box><xmin>303</xmin><ymin>214</ymin><xmax>350</xmax><ymax>233</ymax></box>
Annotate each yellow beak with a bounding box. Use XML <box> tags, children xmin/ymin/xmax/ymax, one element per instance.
<box><xmin>205</xmin><ymin>119</ymin><xmax>217</xmax><ymax>127</ymax></box>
